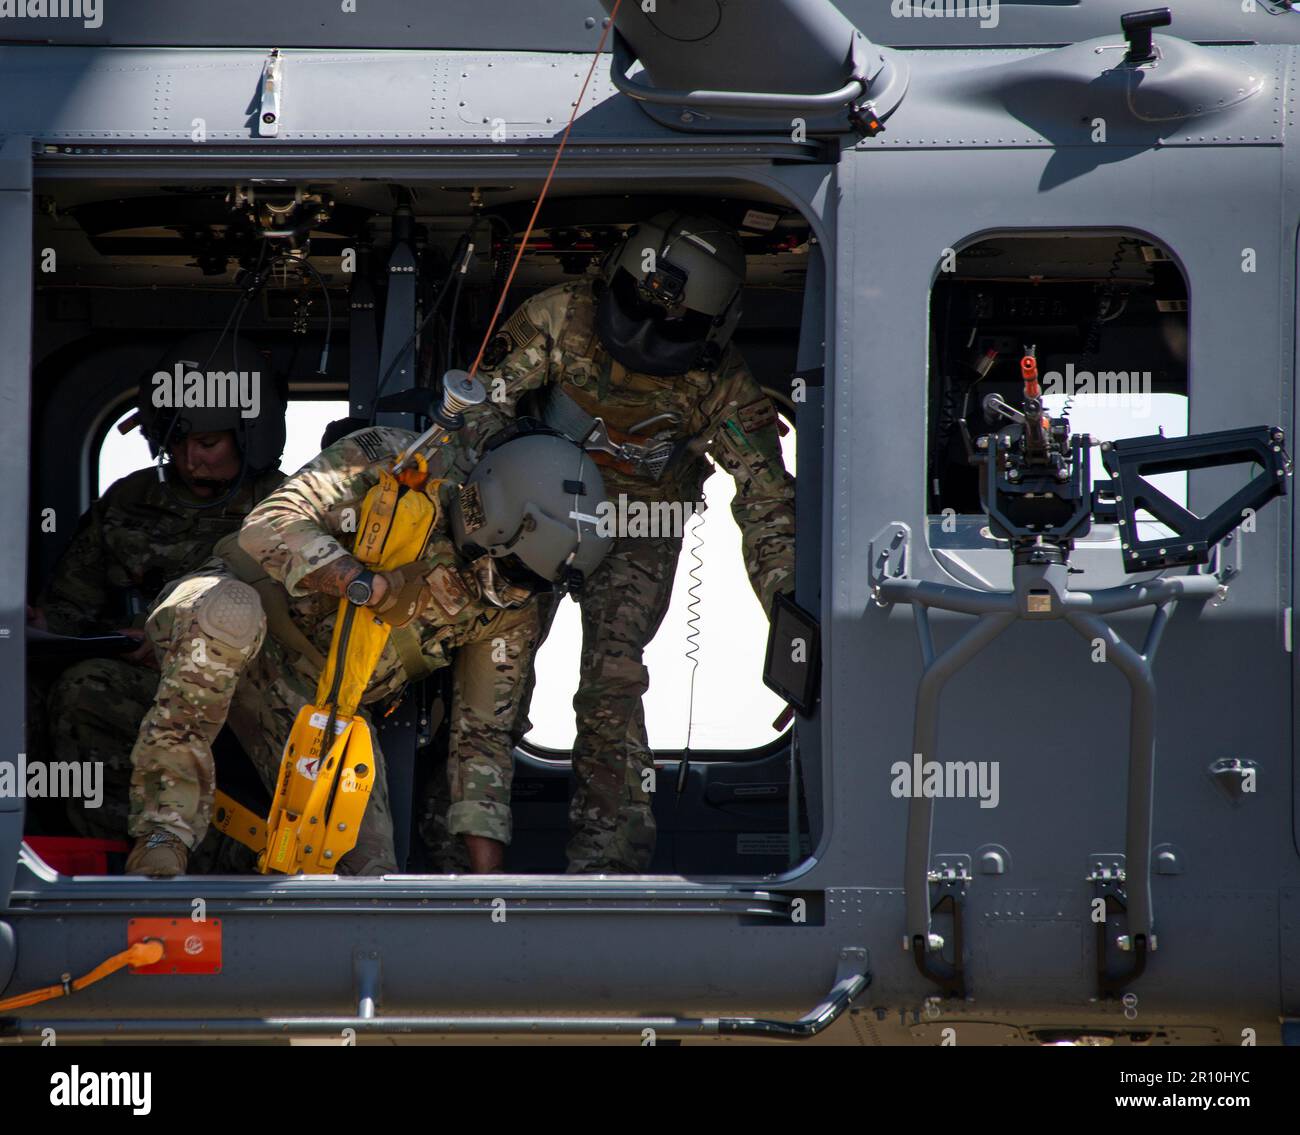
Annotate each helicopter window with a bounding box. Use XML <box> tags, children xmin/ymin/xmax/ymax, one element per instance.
<box><xmin>526</xmin><ymin>413</ymin><xmax>797</xmax><ymax>755</ymax></box>
<box><xmin>98</xmin><ymin>400</ymin><xmax>351</xmax><ymax>493</ymax></box>
<box><xmin>927</xmin><ymin>233</ymin><xmax>1189</xmax><ymax>548</ymax></box>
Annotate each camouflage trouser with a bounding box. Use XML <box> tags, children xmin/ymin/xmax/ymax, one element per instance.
<box><xmin>127</xmin><ymin>563</ymin><xmax>397</xmax><ymax>876</ymax></box>
<box><xmin>498</xmin><ymin>534</ymin><xmax>682</xmax><ymax>872</ymax></box>
<box><xmin>427</xmin><ymin>536</ymin><xmax>679</xmax><ymax>872</ymax></box>
<box><xmin>48</xmin><ymin>658</ymin><xmax>158</xmax><ymax>841</ymax></box>
<box><xmin>561</xmin><ymin>533</ymin><xmax>682</xmax><ymax>873</ymax></box>
<box><xmin>419</xmin><ymin>752</ymin><xmax>467</xmax><ymax>872</ymax></box>
<box><xmin>419</xmin><ymin>602</ymin><xmax>538</xmax><ymax>869</ymax></box>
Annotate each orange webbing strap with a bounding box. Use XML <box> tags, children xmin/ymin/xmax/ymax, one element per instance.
<box><xmin>466</xmin><ymin>0</ymin><xmax>624</xmax><ymax>380</ymax></box>
<box><xmin>0</xmin><ymin>939</ymin><xmax>164</xmax><ymax>1012</ymax></box>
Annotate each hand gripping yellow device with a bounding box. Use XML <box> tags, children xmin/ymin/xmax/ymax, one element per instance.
<box><xmin>217</xmin><ymin>371</ymin><xmax>485</xmax><ymax>874</ymax></box>
<box><xmin>259</xmin><ymin>460</ymin><xmax>439</xmax><ymax>873</ymax></box>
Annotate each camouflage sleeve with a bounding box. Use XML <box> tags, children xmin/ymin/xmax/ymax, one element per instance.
<box><xmin>705</xmin><ymin>352</ymin><xmax>796</xmax><ymax>614</ymax></box>
<box><xmin>451</xmin><ymin>290</ymin><xmax>561</xmax><ymax>477</ymax></box>
<box><xmin>40</xmin><ymin>496</ymin><xmax>113</xmax><ymax>635</ymax></box>
<box><xmin>237</xmin><ymin>427</ymin><xmax>410</xmax><ymax>597</ymax></box>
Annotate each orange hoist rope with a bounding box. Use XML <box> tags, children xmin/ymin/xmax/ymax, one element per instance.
<box><xmin>3</xmin><ymin>9</ymin><xmax>625</xmax><ymax>1023</ymax></box>
<box><xmin>0</xmin><ymin>939</ymin><xmax>164</xmax><ymax>1012</ymax></box>
<box><xmin>466</xmin><ymin>0</ymin><xmax>625</xmax><ymax>380</ymax></box>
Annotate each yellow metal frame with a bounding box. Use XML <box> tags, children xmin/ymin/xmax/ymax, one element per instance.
<box><xmin>217</xmin><ymin>461</ymin><xmax>440</xmax><ymax>874</ymax></box>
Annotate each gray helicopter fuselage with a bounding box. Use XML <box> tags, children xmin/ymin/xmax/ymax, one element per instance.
<box><xmin>0</xmin><ymin>0</ymin><xmax>1297</xmax><ymax>1045</ymax></box>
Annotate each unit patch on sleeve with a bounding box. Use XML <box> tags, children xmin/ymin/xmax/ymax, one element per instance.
<box><xmin>427</xmin><ymin>563</ymin><xmax>472</xmax><ymax>619</ymax></box>
<box><xmin>349</xmin><ymin>429</ymin><xmax>391</xmax><ymax>463</ymax></box>
<box><xmin>738</xmin><ymin>397</ymin><xmax>778</xmax><ymax>435</ymax></box>
<box><xmin>503</xmin><ymin>305</ymin><xmax>543</xmax><ymax>351</ymax></box>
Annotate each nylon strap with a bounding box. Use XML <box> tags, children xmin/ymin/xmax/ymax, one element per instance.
<box><xmin>390</xmin><ymin>622</ymin><xmax>437</xmax><ymax>683</ymax></box>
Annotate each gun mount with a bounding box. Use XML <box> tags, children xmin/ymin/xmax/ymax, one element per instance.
<box><xmin>875</xmin><ymin>352</ymin><xmax>1291</xmax><ymax>1001</ymax></box>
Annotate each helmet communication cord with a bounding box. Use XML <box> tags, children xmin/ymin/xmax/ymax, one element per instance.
<box><xmin>671</xmin><ymin>497</ymin><xmax>707</xmax><ymax>872</ymax></box>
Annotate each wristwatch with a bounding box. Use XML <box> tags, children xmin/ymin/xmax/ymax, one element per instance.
<box><xmin>345</xmin><ymin>568</ymin><xmax>377</xmax><ymax>607</ymax></box>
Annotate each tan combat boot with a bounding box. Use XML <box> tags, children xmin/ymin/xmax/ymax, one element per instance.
<box><xmin>125</xmin><ymin>831</ymin><xmax>189</xmax><ymax>877</ymax></box>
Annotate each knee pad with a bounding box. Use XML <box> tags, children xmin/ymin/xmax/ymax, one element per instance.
<box><xmin>196</xmin><ymin>579</ymin><xmax>264</xmax><ymax>652</ymax></box>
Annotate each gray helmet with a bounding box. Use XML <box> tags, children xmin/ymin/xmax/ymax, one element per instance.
<box><xmin>140</xmin><ymin>331</ymin><xmax>286</xmax><ymax>474</ymax></box>
<box><xmin>595</xmin><ymin>211</ymin><xmax>746</xmax><ymax>377</ymax></box>
<box><xmin>450</xmin><ymin>422</ymin><xmax>614</xmax><ymax>595</ymax></box>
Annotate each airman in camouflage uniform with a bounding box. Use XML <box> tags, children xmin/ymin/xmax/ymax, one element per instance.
<box><xmin>450</xmin><ymin>212</ymin><xmax>795</xmax><ymax>873</ymax></box>
<box><xmin>36</xmin><ymin>444</ymin><xmax>282</xmax><ymax>843</ymax></box>
<box><xmin>125</xmin><ymin>425</ymin><xmax>541</xmax><ymax>876</ymax></box>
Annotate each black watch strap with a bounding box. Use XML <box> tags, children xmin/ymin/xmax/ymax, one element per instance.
<box><xmin>346</xmin><ymin>568</ymin><xmax>376</xmax><ymax>606</ymax></box>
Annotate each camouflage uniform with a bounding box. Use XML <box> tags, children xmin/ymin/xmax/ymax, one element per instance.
<box><xmin>455</xmin><ymin>277</ymin><xmax>795</xmax><ymax>872</ymax></box>
<box><xmin>38</xmin><ymin>467</ymin><xmax>282</xmax><ymax>841</ymax></box>
<box><xmin>127</xmin><ymin>426</ymin><xmax>538</xmax><ymax>875</ymax></box>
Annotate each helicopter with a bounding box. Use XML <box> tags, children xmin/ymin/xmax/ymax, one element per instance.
<box><xmin>1</xmin><ymin>0</ymin><xmax>1299</xmax><ymax>1047</ymax></box>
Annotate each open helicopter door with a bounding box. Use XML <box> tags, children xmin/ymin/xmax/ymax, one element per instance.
<box><xmin>0</xmin><ymin>135</ymin><xmax>33</xmax><ymax>916</ymax></box>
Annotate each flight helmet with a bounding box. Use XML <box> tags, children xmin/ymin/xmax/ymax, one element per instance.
<box><xmin>450</xmin><ymin>421</ymin><xmax>614</xmax><ymax>599</ymax></box>
<box><xmin>139</xmin><ymin>331</ymin><xmax>286</xmax><ymax>475</ymax></box>
<box><xmin>595</xmin><ymin>211</ymin><xmax>746</xmax><ymax>377</ymax></box>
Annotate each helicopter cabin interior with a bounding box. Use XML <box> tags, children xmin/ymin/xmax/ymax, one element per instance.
<box><xmin>22</xmin><ymin>175</ymin><xmax>821</xmax><ymax>879</ymax></box>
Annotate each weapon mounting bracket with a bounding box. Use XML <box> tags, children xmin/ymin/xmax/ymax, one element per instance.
<box><xmin>1095</xmin><ymin>425</ymin><xmax>1290</xmax><ymax>573</ymax></box>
